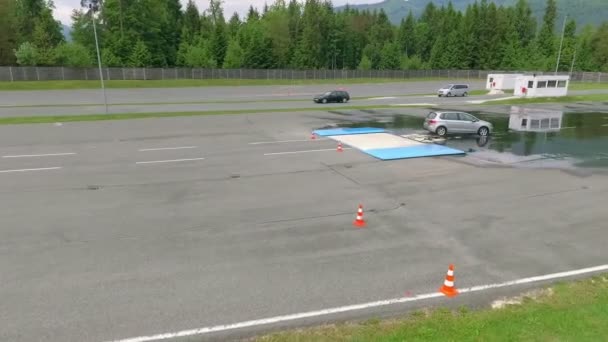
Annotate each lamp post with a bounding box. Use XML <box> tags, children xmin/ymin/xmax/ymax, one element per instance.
<box><xmin>82</xmin><ymin>0</ymin><xmax>108</xmax><ymax>114</ymax></box>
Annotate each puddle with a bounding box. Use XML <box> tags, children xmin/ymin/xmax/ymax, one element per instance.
<box><xmin>325</xmin><ymin>107</ymin><xmax>608</xmax><ymax>169</ymax></box>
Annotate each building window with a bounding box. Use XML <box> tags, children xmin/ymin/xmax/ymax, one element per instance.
<box><xmin>521</xmin><ymin>118</ymin><xmax>528</xmax><ymax>128</ymax></box>
<box><xmin>528</xmin><ymin>81</ymin><xmax>534</xmax><ymax>88</ymax></box>
<box><xmin>547</xmin><ymin>80</ymin><xmax>557</xmax><ymax>87</ymax></box>
<box><xmin>541</xmin><ymin>118</ymin><xmax>550</xmax><ymax>129</ymax></box>
<box><xmin>550</xmin><ymin>118</ymin><xmax>560</xmax><ymax>128</ymax></box>
<box><xmin>557</xmin><ymin>80</ymin><xmax>567</xmax><ymax>87</ymax></box>
<box><xmin>530</xmin><ymin>119</ymin><xmax>540</xmax><ymax>129</ymax></box>
<box><xmin>537</xmin><ymin>81</ymin><xmax>547</xmax><ymax>88</ymax></box>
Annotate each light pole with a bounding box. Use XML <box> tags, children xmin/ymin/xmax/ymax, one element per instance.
<box><xmin>83</xmin><ymin>0</ymin><xmax>108</xmax><ymax>114</ymax></box>
<box><xmin>555</xmin><ymin>14</ymin><xmax>567</xmax><ymax>74</ymax></box>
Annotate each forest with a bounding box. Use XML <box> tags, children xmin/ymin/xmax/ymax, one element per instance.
<box><xmin>1</xmin><ymin>0</ymin><xmax>607</xmax><ymax>72</ymax></box>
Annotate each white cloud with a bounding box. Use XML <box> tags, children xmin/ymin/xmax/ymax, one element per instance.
<box><xmin>53</xmin><ymin>0</ymin><xmax>379</xmax><ymax>26</ymax></box>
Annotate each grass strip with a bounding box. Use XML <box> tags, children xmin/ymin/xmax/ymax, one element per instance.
<box><xmin>481</xmin><ymin>94</ymin><xmax>607</xmax><ymax>105</ymax></box>
<box><xmin>0</xmin><ymin>105</ymin><xmax>421</xmax><ymax>125</ymax></box>
<box><xmin>0</xmin><ymin>78</ymin><xmax>449</xmax><ymax>91</ymax></box>
<box><xmin>256</xmin><ymin>274</ymin><xmax>608</xmax><ymax>342</ymax></box>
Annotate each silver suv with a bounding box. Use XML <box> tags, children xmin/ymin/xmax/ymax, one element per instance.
<box><xmin>423</xmin><ymin>111</ymin><xmax>493</xmax><ymax>137</ymax></box>
<box><xmin>438</xmin><ymin>84</ymin><xmax>469</xmax><ymax>97</ymax></box>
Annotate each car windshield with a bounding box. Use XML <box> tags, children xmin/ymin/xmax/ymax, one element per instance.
<box><xmin>323</xmin><ymin>92</ymin><xmax>332</xmax><ymax>96</ymax></box>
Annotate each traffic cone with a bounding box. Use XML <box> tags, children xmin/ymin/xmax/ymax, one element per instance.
<box><xmin>439</xmin><ymin>264</ymin><xmax>458</xmax><ymax>297</ymax></box>
<box><xmin>353</xmin><ymin>204</ymin><xmax>366</xmax><ymax>227</ymax></box>
<box><xmin>337</xmin><ymin>142</ymin><xmax>343</xmax><ymax>152</ymax></box>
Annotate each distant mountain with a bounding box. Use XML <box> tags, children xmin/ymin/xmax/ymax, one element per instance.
<box><xmin>62</xmin><ymin>24</ymin><xmax>72</xmax><ymax>42</ymax></box>
<box><xmin>336</xmin><ymin>0</ymin><xmax>607</xmax><ymax>28</ymax></box>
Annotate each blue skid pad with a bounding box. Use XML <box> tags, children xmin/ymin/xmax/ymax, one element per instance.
<box><xmin>313</xmin><ymin>127</ymin><xmax>386</xmax><ymax>137</ymax></box>
<box><xmin>364</xmin><ymin>144</ymin><xmax>465</xmax><ymax>160</ymax></box>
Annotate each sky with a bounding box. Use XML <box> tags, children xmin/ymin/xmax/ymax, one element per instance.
<box><xmin>52</xmin><ymin>0</ymin><xmax>382</xmax><ymax>26</ymax></box>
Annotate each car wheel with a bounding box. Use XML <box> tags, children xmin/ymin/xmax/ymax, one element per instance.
<box><xmin>436</xmin><ymin>126</ymin><xmax>447</xmax><ymax>136</ymax></box>
<box><xmin>463</xmin><ymin>92</ymin><xmax>468</xmax><ymax>97</ymax></box>
<box><xmin>478</xmin><ymin>126</ymin><xmax>489</xmax><ymax>136</ymax></box>
<box><xmin>438</xmin><ymin>94</ymin><xmax>442</xmax><ymax>97</ymax></box>
<box><xmin>322</xmin><ymin>99</ymin><xmax>327</xmax><ymax>104</ymax></box>
<box><xmin>447</xmin><ymin>92</ymin><xmax>452</xmax><ymax>97</ymax></box>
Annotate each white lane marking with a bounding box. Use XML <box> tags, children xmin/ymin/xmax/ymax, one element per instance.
<box><xmin>561</xmin><ymin>127</ymin><xmax>576</xmax><ymax>129</ymax></box>
<box><xmin>602</xmin><ymin>124</ymin><xmax>608</xmax><ymax>127</ymax></box>
<box><xmin>106</xmin><ymin>264</ymin><xmax>608</xmax><ymax>342</ymax></box>
<box><xmin>0</xmin><ymin>167</ymin><xmax>62</xmax><ymax>173</ymax></box>
<box><xmin>249</xmin><ymin>139</ymin><xmax>327</xmax><ymax>145</ymax></box>
<box><xmin>369</xmin><ymin>96</ymin><xmax>397</xmax><ymax>100</ymax></box>
<box><xmin>390</xmin><ymin>103</ymin><xmax>437</xmax><ymax>107</ymax></box>
<box><xmin>135</xmin><ymin>157</ymin><xmax>205</xmax><ymax>165</ymax></box>
<box><xmin>138</xmin><ymin>146</ymin><xmax>198</xmax><ymax>152</ymax></box>
<box><xmin>2</xmin><ymin>152</ymin><xmax>76</xmax><ymax>158</ymax></box>
<box><xmin>264</xmin><ymin>148</ymin><xmax>352</xmax><ymax>156</ymax></box>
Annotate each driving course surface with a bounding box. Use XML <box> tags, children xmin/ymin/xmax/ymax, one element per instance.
<box><xmin>1</xmin><ymin>109</ymin><xmax>607</xmax><ymax>342</ymax></box>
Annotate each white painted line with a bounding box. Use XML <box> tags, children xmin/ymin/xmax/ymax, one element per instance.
<box><xmin>135</xmin><ymin>157</ymin><xmax>205</xmax><ymax>165</ymax></box>
<box><xmin>2</xmin><ymin>152</ymin><xmax>76</xmax><ymax>158</ymax></box>
<box><xmin>602</xmin><ymin>124</ymin><xmax>608</xmax><ymax>127</ymax></box>
<box><xmin>249</xmin><ymin>139</ymin><xmax>327</xmax><ymax>145</ymax></box>
<box><xmin>0</xmin><ymin>167</ymin><xmax>62</xmax><ymax>174</ymax></box>
<box><xmin>390</xmin><ymin>103</ymin><xmax>437</xmax><ymax>107</ymax></box>
<box><xmin>264</xmin><ymin>148</ymin><xmax>352</xmax><ymax>155</ymax></box>
<box><xmin>369</xmin><ymin>96</ymin><xmax>397</xmax><ymax>100</ymax></box>
<box><xmin>138</xmin><ymin>146</ymin><xmax>198</xmax><ymax>152</ymax></box>
<box><xmin>561</xmin><ymin>126</ymin><xmax>576</xmax><ymax>129</ymax></box>
<box><xmin>106</xmin><ymin>264</ymin><xmax>608</xmax><ymax>342</ymax></box>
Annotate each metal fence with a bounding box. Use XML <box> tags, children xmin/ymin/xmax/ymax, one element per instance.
<box><xmin>0</xmin><ymin>66</ymin><xmax>607</xmax><ymax>83</ymax></box>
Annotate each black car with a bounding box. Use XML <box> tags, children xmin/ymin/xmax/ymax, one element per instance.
<box><xmin>313</xmin><ymin>90</ymin><xmax>350</xmax><ymax>103</ymax></box>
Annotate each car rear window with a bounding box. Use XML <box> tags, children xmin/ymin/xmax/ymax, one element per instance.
<box><xmin>427</xmin><ymin>112</ymin><xmax>437</xmax><ymax>119</ymax></box>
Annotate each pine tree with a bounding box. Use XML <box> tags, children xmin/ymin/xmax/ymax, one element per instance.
<box><xmin>181</xmin><ymin>0</ymin><xmax>200</xmax><ymax>45</ymax></box>
<box><xmin>397</xmin><ymin>11</ymin><xmax>415</xmax><ymax>56</ymax></box>
<box><xmin>14</xmin><ymin>42</ymin><xmax>39</xmax><ymax>65</ymax></box>
<box><xmin>591</xmin><ymin>23</ymin><xmax>608</xmax><ymax>71</ymax></box>
<box><xmin>128</xmin><ymin>40</ymin><xmax>152</xmax><ymax>67</ymax></box>
<box><xmin>557</xmin><ymin>19</ymin><xmax>576</xmax><ymax>72</ymax></box>
<box><xmin>574</xmin><ymin>25</ymin><xmax>597</xmax><ymax>71</ymax></box>
<box><xmin>537</xmin><ymin>0</ymin><xmax>557</xmax><ymax>58</ymax></box>
<box><xmin>357</xmin><ymin>55</ymin><xmax>371</xmax><ymax>70</ymax></box>
<box><xmin>514</xmin><ymin>0</ymin><xmax>536</xmax><ymax>47</ymax></box>
<box><xmin>209</xmin><ymin>0</ymin><xmax>228</xmax><ymax>67</ymax></box>
<box><xmin>228</xmin><ymin>13</ymin><xmax>241</xmax><ymax>39</ymax></box>
<box><xmin>101</xmin><ymin>48</ymin><xmax>122</xmax><ymax>67</ymax></box>
<box><xmin>223</xmin><ymin>38</ymin><xmax>244</xmax><ymax>68</ymax></box>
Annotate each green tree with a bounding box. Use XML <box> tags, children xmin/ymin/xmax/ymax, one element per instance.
<box><xmin>556</xmin><ymin>19</ymin><xmax>576</xmax><ymax>72</ymax></box>
<box><xmin>181</xmin><ymin>0</ymin><xmax>200</xmax><ymax>45</ymax></box>
<box><xmin>574</xmin><ymin>25</ymin><xmax>597</xmax><ymax>71</ymax></box>
<box><xmin>183</xmin><ymin>40</ymin><xmax>216</xmax><ymax>67</ymax></box>
<box><xmin>209</xmin><ymin>0</ymin><xmax>228</xmax><ymax>66</ymax></box>
<box><xmin>227</xmin><ymin>12</ymin><xmax>241</xmax><ymax>39</ymax></box>
<box><xmin>101</xmin><ymin>48</ymin><xmax>122</xmax><ymax>67</ymax></box>
<box><xmin>514</xmin><ymin>0</ymin><xmax>536</xmax><ymax>47</ymax></box>
<box><xmin>222</xmin><ymin>38</ymin><xmax>244</xmax><ymax>68</ymax></box>
<box><xmin>379</xmin><ymin>42</ymin><xmax>401</xmax><ymax>70</ymax></box>
<box><xmin>14</xmin><ymin>41</ymin><xmax>39</xmax><ymax>65</ymax></box>
<box><xmin>128</xmin><ymin>40</ymin><xmax>152</xmax><ymax>67</ymax></box>
<box><xmin>0</xmin><ymin>0</ymin><xmax>17</xmax><ymax>64</ymax></box>
<box><xmin>70</xmin><ymin>10</ymin><xmax>96</xmax><ymax>56</ymax></box>
<box><xmin>54</xmin><ymin>42</ymin><xmax>93</xmax><ymax>66</ymax></box>
<box><xmin>591</xmin><ymin>23</ymin><xmax>608</xmax><ymax>71</ymax></box>
<box><xmin>537</xmin><ymin>0</ymin><xmax>557</xmax><ymax>58</ymax></box>
<box><xmin>397</xmin><ymin>11</ymin><xmax>415</xmax><ymax>56</ymax></box>
<box><xmin>357</xmin><ymin>55</ymin><xmax>371</xmax><ymax>70</ymax></box>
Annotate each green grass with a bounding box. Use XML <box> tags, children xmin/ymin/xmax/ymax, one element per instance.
<box><xmin>256</xmin><ymin>274</ymin><xmax>608</xmax><ymax>342</ymax></box>
<box><xmin>0</xmin><ymin>77</ymin><xmax>448</xmax><ymax>91</ymax></box>
<box><xmin>0</xmin><ymin>104</ymin><xmax>424</xmax><ymax>125</ymax></box>
<box><xmin>570</xmin><ymin>82</ymin><xmax>608</xmax><ymax>90</ymax></box>
<box><xmin>483</xmin><ymin>93</ymin><xmax>608</xmax><ymax>105</ymax></box>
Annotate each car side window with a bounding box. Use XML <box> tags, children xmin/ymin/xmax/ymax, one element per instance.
<box><xmin>458</xmin><ymin>113</ymin><xmax>474</xmax><ymax>121</ymax></box>
<box><xmin>442</xmin><ymin>113</ymin><xmax>458</xmax><ymax>120</ymax></box>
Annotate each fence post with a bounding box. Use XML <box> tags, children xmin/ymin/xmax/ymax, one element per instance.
<box><xmin>61</xmin><ymin>67</ymin><xmax>65</xmax><ymax>81</ymax></box>
<box><xmin>162</xmin><ymin>68</ymin><xmax>164</xmax><ymax>80</ymax></box>
<box><xmin>143</xmin><ymin>68</ymin><xmax>147</xmax><ymax>80</ymax></box>
<box><xmin>85</xmin><ymin>68</ymin><xmax>88</xmax><ymax>80</ymax></box>
<box><xmin>36</xmin><ymin>67</ymin><xmax>40</xmax><ymax>81</ymax></box>
<box><xmin>599</xmin><ymin>72</ymin><xmax>602</xmax><ymax>83</ymax></box>
<box><xmin>9</xmin><ymin>66</ymin><xmax>14</xmax><ymax>82</ymax></box>
<box><xmin>106</xmin><ymin>68</ymin><xmax>110</xmax><ymax>81</ymax></box>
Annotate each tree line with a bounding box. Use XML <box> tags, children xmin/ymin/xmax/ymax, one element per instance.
<box><xmin>1</xmin><ymin>0</ymin><xmax>608</xmax><ymax>72</ymax></box>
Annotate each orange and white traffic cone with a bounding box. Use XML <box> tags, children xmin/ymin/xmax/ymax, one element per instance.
<box><xmin>337</xmin><ymin>142</ymin><xmax>343</xmax><ymax>152</ymax></box>
<box><xmin>353</xmin><ymin>204</ymin><xmax>365</xmax><ymax>227</ymax></box>
<box><xmin>439</xmin><ymin>264</ymin><xmax>458</xmax><ymax>297</ymax></box>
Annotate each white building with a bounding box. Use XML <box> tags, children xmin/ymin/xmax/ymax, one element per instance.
<box><xmin>513</xmin><ymin>74</ymin><xmax>570</xmax><ymax>97</ymax></box>
<box><xmin>508</xmin><ymin>106</ymin><xmax>563</xmax><ymax>132</ymax></box>
<box><xmin>486</xmin><ymin>73</ymin><xmax>524</xmax><ymax>91</ymax></box>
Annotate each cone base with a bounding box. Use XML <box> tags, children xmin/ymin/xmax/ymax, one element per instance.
<box><xmin>440</xmin><ymin>286</ymin><xmax>459</xmax><ymax>297</ymax></box>
<box><xmin>353</xmin><ymin>220</ymin><xmax>366</xmax><ymax>227</ymax></box>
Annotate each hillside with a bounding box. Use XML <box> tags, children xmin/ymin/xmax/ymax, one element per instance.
<box><xmin>336</xmin><ymin>0</ymin><xmax>607</xmax><ymax>27</ymax></box>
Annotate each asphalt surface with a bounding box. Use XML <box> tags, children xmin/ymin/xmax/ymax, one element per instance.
<box><xmin>1</xmin><ymin>110</ymin><xmax>608</xmax><ymax>342</ymax></box>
